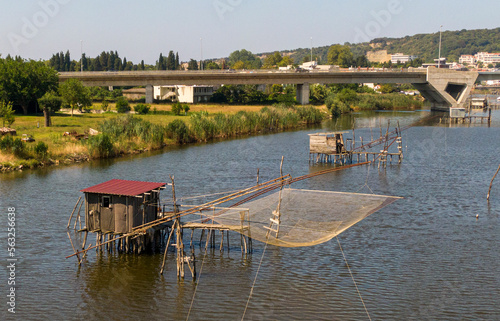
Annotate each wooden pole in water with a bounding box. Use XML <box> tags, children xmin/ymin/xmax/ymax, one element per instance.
<box><xmin>81</xmin><ymin>230</ymin><xmax>88</xmax><ymax>250</ymax></box>
<box><xmin>160</xmin><ymin>221</ymin><xmax>176</xmax><ymax>275</ymax></box>
<box><xmin>67</xmin><ymin>197</ymin><xmax>81</xmax><ymax>229</ymax></box>
<box><xmin>67</xmin><ymin>231</ymin><xmax>81</xmax><ymax>263</ymax></box>
<box><xmin>74</xmin><ymin>200</ymin><xmax>83</xmax><ymax>230</ymax></box>
<box><xmin>487</xmin><ymin>164</ymin><xmax>500</xmax><ymax>201</ymax></box>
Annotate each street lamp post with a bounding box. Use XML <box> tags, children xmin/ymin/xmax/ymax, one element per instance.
<box><xmin>311</xmin><ymin>37</ymin><xmax>312</xmax><ymax>62</ymax></box>
<box><xmin>438</xmin><ymin>25</ymin><xmax>443</xmax><ymax>68</ymax></box>
<box><xmin>80</xmin><ymin>40</ymin><xmax>83</xmax><ymax>72</ymax></box>
<box><xmin>200</xmin><ymin>38</ymin><xmax>203</xmax><ymax>71</ymax></box>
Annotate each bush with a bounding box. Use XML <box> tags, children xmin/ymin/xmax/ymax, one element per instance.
<box><xmin>171</xmin><ymin>102</ymin><xmax>182</xmax><ymax>115</ymax></box>
<box><xmin>166</xmin><ymin>119</ymin><xmax>192</xmax><ymax>144</ymax></box>
<box><xmin>38</xmin><ymin>91</ymin><xmax>62</xmax><ymax>113</ymax></box>
<box><xmin>0</xmin><ymin>135</ymin><xmax>13</xmax><ymax>150</ymax></box>
<box><xmin>101</xmin><ymin>100</ymin><xmax>109</xmax><ymax>111</ymax></box>
<box><xmin>134</xmin><ymin>103</ymin><xmax>150</xmax><ymax>115</ymax></box>
<box><xmin>182</xmin><ymin>104</ymin><xmax>190</xmax><ymax>115</ymax></box>
<box><xmin>12</xmin><ymin>138</ymin><xmax>26</xmax><ymax>157</ymax></box>
<box><xmin>87</xmin><ymin>133</ymin><xmax>114</xmax><ymax>158</ymax></box>
<box><xmin>34</xmin><ymin>142</ymin><xmax>49</xmax><ymax>159</ymax></box>
<box><xmin>115</xmin><ymin>97</ymin><xmax>131</xmax><ymax>113</ymax></box>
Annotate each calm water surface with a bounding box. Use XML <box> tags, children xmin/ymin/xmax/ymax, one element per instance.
<box><xmin>1</xmin><ymin>110</ymin><xmax>499</xmax><ymax>320</ymax></box>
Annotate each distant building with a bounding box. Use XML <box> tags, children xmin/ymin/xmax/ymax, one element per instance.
<box><xmin>390</xmin><ymin>53</ymin><xmax>418</xmax><ymax>64</ymax></box>
<box><xmin>154</xmin><ymin>85</ymin><xmax>214</xmax><ymax>103</ymax></box>
<box><xmin>475</xmin><ymin>52</ymin><xmax>500</xmax><ymax>65</ymax></box>
<box><xmin>459</xmin><ymin>55</ymin><xmax>476</xmax><ymax>65</ymax></box>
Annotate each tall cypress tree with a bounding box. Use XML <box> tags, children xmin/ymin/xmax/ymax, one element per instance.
<box><xmin>175</xmin><ymin>52</ymin><xmax>180</xmax><ymax>70</ymax></box>
<box><xmin>64</xmin><ymin>50</ymin><xmax>71</xmax><ymax>71</ymax></box>
<box><xmin>166</xmin><ymin>51</ymin><xmax>175</xmax><ymax>70</ymax></box>
<box><xmin>59</xmin><ymin>51</ymin><xmax>65</xmax><ymax>71</ymax></box>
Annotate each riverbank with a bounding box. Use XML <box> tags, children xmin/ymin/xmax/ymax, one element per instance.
<box><xmin>0</xmin><ymin>104</ymin><xmax>326</xmax><ymax>173</ymax></box>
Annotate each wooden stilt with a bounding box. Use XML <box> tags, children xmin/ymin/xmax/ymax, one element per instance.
<box><xmin>74</xmin><ymin>199</ymin><xmax>83</xmax><ymax>230</ymax></box>
<box><xmin>79</xmin><ymin>243</ymin><xmax>92</xmax><ymax>264</ymax></box>
<box><xmin>67</xmin><ymin>231</ymin><xmax>81</xmax><ymax>263</ymax></box>
<box><xmin>160</xmin><ymin>221</ymin><xmax>176</xmax><ymax>275</ymax></box>
<box><xmin>200</xmin><ymin>228</ymin><xmax>205</xmax><ymax>246</ymax></box>
<box><xmin>82</xmin><ymin>231</ymin><xmax>88</xmax><ymax>250</ymax></box>
<box><xmin>242</xmin><ymin>235</ymin><xmax>248</xmax><ymax>254</ymax></box>
<box><xmin>205</xmin><ymin>229</ymin><xmax>212</xmax><ymax>251</ymax></box>
<box><xmin>67</xmin><ymin>197</ymin><xmax>81</xmax><ymax>229</ymax></box>
<box><xmin>219</xmin><ymin>230</ymin><xmax>224</xmax><ymax>252</ymax></box>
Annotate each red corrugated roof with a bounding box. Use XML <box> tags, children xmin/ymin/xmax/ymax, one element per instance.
<box><xmin>81</xmin><ymin>179</ymin><xmax>166</xmax><ymax>196</ymax></box>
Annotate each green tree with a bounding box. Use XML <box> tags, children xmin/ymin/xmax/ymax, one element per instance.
<box><xmin>115</xmin><ymin>97</ymin><xmax>130</xmax><ymax>113</ymax></box>
<box><xmin>0</xmin><ymin>101</ymin><xmax>15</xmax><ymax>127</ymax></box>
<box><xmin>277</xmin><ymin>56</ymin><xmax>294</xmax><ymax>67</ymax></box>
<box><xmin>166</xmin><ymin>51</ymin><xmax>176</xmax><ymax>70</ymax></box>
<box><xmin>0</xmin><ymin>57</ymin><xmax>59</xmax><ymax>114</ymax></box>
<box><xmin>133</xmin><ymin>103</ymin><xmax>150</xmax><ymax>115</ymax></box>
<box><xmin>38</xmin><ymin>91</ymin><xmax>62</xmax><ymax>127</ymax></box>
<box><xmin>378</xmin><ymin>84</ymin><xmax>397</xmax><ymax>93</ymax></box>
<box><xmin>187</xmin><ymin>59</ymin><xmax>199</xmax><ymax>70</ymax></box>
<box><xmin>101</xmin><ymin>99</ymin><xmax>109</xmax><ymax>111</ymax></box>
<box><xmin>309</xmin><ymin>84</ymin><xmax>328</xmax><ymax>104</ymax></box>
<box><xmin>327</xmin><ymin>44</ymin><xmax>354</xmax><ymax>67</ymax></box>
<box><xmin>325</xmin><ymin>88</ymin><xmax>357</xmax><ymax>117</ymax></box>
<box><xmin>232</xmin><ymin>61</ymin><xmax>246</xmax><ymax>69</ymax></box>
<box><xmin>171</xmin><ymin>102</ymin><xmax>182</xmax><ymax>115</ymax></box>
<box><xmin>228</xmin><ymin>49</ymin><xmax>261</xmax><ymax>69</ymax></box>
<box><xmin>263</xmin><ymin>51</ymin><xmax>283</xmax><ymax>68</ymax></box>
<box><xmin>205</xmin><ymin>61</ymin><xmax>220</xmax><ymax>70</ymax></box>
<box><xmin>59</xmin><ymin>78</ymin><xmax>91</xmax><ymax>116</ymax></box>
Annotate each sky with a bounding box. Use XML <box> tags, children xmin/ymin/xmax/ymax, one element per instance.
<box><xmin>0</xmin><ymin>0</ymin><xmax>499</xmax><ymax>64</ymax></box>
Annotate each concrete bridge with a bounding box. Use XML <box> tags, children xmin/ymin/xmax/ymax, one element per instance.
<box><xmin>59</xmin><ymin>68</ymin><xmax>500</xmax><ymax>111</ymax></box>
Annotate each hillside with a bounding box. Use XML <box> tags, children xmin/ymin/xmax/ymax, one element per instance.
<box><xmin>262</xmin><ymin>28</ymin><xmax>500</xmax><ymax>64</ymax></box>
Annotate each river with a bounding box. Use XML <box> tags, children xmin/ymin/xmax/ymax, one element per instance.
<box><xmin>1</xmin><ymin>109</ymin><xmax>499</xmax><ymax>320</ymax></box>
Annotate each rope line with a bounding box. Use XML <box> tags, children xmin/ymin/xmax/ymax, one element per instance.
<box><xmin>336</xmin><ymin>236</ymin><xmax>372</xmax><ymax>321</ymax></box>
<box><xmin>241</xmin><ymin>240</ymin><xmax>269</xmax><ymax>321</ymax></box>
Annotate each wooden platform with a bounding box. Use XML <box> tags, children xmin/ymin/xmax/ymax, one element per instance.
<box><xmin>182</xmin><ymin>222</ymin><xmax>249</xmax><ymax>232</ymax></box>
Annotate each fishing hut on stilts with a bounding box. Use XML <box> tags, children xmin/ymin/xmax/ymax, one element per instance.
<box><xmin>309</xmin><ymin>122</ymin><xmax>404</xmax><ymax>168</ymax></box>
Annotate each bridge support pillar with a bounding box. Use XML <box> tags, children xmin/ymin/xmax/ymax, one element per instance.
<box><xmin>145</xmin><ymin>84</ymin><xmax>154</xmax><ymax>104</ymax></box>
<box><xmin>412</xmin><ymin>67</ymin><xmax>478</xmax><ymax>111</ymax></box>
<box><xmin>296</xmin><ymin>83</ymin><xmax>310</xmax><ymax>105</ymax></box>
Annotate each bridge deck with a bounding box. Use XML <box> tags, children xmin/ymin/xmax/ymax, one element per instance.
<box><xmin>59</xmin><ymin>69</ymin><xmax>428</xmax><ymax>86</ymax></box>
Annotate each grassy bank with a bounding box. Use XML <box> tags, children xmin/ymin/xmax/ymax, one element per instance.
<box><xmin>0</xmin><ymin>104</ymin><xmax>325</xmax><ymax>172</ymax></box>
